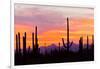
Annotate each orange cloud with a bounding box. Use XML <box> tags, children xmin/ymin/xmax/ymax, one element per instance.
<box><xmin>14</xmin><ymin>18</ymin><xmax>94</xmax><ymax>49</ymax></box>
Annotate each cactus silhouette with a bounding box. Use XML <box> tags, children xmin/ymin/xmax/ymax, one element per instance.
<box><xmin>86</xmin><ymin>36</ymin><xmax>89</xmax><ymax>51</ymax></box>
<box><xmin>18</xmin><ymin>32</ymin><xmax>21</xmax><ymax>54</ymax></box>
<box><xmin>32</xmin><ymin>26</ymin><xmax>39</xmax><ymax>55</ymax></box>
<box><xmin>91</xmin><ymin>35</ymin><xmax>94</xmax><ymax>50</ymax></box>
<box><xmin>35</xmin><ymin>26</ymin><xmax>38</xmax><ymax>49</ymax></box>
<box><xmin>23</xmin><ymin>32</ymin><xmax>27</xmax><ymax>56</ymax></box>
<box><xmin>92</xmin><ymin>35</ymin><xmax>94</xmax><ymax>47</ymax></box>
<box><xmin>79</xmin><ymin>37</ymin><xmax>83</xmax><ymax>53</ymax></box>
<box><xmin>62</xmin><ymin>18</ymin><xmax>73</xmax><ymax>52</ymax></box>
<box><xmin>32</xmin><ymin>32</ymin><xmax>34</xmax><ymax>54</ymax></box>
<box><xmin>16</xmin><ymin>34</ymin><xmax>18</xmax><ymax>53</ymax></box>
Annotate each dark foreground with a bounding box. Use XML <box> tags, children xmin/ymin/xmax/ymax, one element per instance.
<box><xmin>15</xmin><ymin>47</ymin><xmax>94</xmax><ymax>65</ymax></box>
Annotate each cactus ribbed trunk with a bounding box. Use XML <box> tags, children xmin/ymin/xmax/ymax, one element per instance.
<box><xmin>16</xmin><ymin>34</ymin><xmax>18</xmax><ymax>53</ymax></box>
<box><xmin>18</xmin><ymin>32</ymin><xmax>21</xmax><ymax>54</ymax></box>
<box><xmin>87</xmin><ymin>36</ymin><xmax>89</xmax><ymax>51</ymax></box>
<box><xmin>23</xmin><ymin>32</ymin><xmax>26</xmax><ymax>55</ymax></box>
<box><xmin>62</xmin><ymin>38</ymin><xmax>66</xmax><ymax>47</ymax></box>
<box><xmin>32</xmin><ymin>32</ymin><xmax>34</xmax><ymax>53</ymax></box>
<box><xmin>35</xmin><ymin>26</ymin><xmax>38</xmax><ymax>48</ymax></box>
<box><xmin>35</xmin><ymin>26</ymin><xmax>39</xmax><ymax>55</ymax></box>
<box><xmin>91</xmin><ymin>35</ymin><xmax>94</xmax><ymax>50</ymax></box>
<box><xmin>92</xmin><ymin>35</ymin><xmax>94</xmax><ymax>47</ymax></box>
<box><xmin>79</xmin><ymin>37</ymin><xmax>83</xmax><ymax>53</ymax></box>
<box><xmin>67</xmin><ymin>18</ymin><xmax>70</xmax><ymax>52</ymax></box>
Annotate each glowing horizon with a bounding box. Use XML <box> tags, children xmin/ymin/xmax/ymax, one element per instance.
<box><xmin>14</xmin><ymin>4</ymin><xmax>94</xmax><ymax>49</ymax></box>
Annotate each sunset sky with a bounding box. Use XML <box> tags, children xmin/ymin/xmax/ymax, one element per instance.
<box><xmin>14</xmin><ymin>4</ymin><xmax>94</xmax><ymax>49</ymax></box>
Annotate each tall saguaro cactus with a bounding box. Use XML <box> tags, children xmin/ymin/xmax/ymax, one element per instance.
<box><xmin>92</xmin><ymin>35</ymin><xmax>94</xmax><ymax>47</ymax></box>
<box><xmin>91</xmin><ymin>35</ymin><xmax>94</xmax><ymax>50</ymax></box>
<box><xmin>35</xmin><ymin>26</ymin><xmax>39</xmax><ymax>55</ymax></box>
<box><xmin>86</xmin><ymin>36</ymin><xmax>89</xmax><ymax>51</ymax></box>
<box><xmin>23</xmin><ymin>32</ymin><xmax>27</xmax><ymax>55</ymax></box>
<box><xmin>35</xmin><ymin>26</ymin><xmax>38</xmax><ymax>49</ymax></box>
<box><xmin>18</xmin><ymin>32</ymin><xmax>21</xmax><ymax>54</ymax></box>
<box><xmin>79</xmin><ymin>37</ymin><xmax>83</xmax><ymax>53</ymax></box>
<box><xmin>16</xmin><ymin>34</ymin><xmax>18</xmax><ymax>53</ymax></box>
<box><xmin>62</xmin><ymin>17</ymin><xmax>73</xmax><ymax>52</ymax></box>
<box><xmin>32</xmin><ymin>32</ymin><xmax>34</xmax><ymax>53</ymax></box>
<box><xmin>67</xmin><ymin>17</ymin><xmax>70</xmax><ymax>52</ymax></box>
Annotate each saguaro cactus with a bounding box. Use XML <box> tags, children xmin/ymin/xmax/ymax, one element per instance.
<box><xmin>18</xmin><ymin>32</ymin><xmax>21</xmax><ymax>54</ymax></box>
<box><xmin>35</xmin><ymin>26</ymin><xmax>38</xmax><ymax>49</ymax></box>
<box><xmin>79</xmin><ymin>37</ymin><xmax>83</xmax><ymax>53</ymax></box>
<box><xmin>32</xmin><ymin>26</ymin><xmax>39</xmax><ymax>55</ymax></box>
<box><xmin>86</xmin><ymin>36</ymin><xmax>89</xmax><ymax>51</ymax></box>
<box><xmin>16</xmin><ymin>34</ymin><xmax>18</xmax><ymax>53</ymax></box>
<box><xmin>92</xmin><ymin>35</ymin><xmax>94</xmax><ymax>47</ymax></box>
<box><xmin>67</xmin><ymin>17</ymin><xmax>70</xmax><ymax>51</ymax></box>
<box><xmin>62</xmin><ymin>17</ymin><xmax>73</xmax><ymax>52</ymax></box>
<box><xmin>23</xmin><ymin>32</ymin><xmax>27</xmax><ymax>55</ymax></box>
<box><xmin>91</xmin><ymin>35</ymin><xmax>94</xmax><ymax>50</ymax></box>
<box><xmin>32</xmin><ymin>32</ymin><xmax>34</xmax><ymax>53</ymax></box>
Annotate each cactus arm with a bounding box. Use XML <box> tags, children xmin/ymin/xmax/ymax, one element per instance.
<box><xmin>69</xmin><ymin>41</ymin><xmax>73</xmax><ymax>48</ymax></box>
<box><xmin>62</xmin><ymin>38</ymin><xmax>67</xmax><ymax>48</ymax></box>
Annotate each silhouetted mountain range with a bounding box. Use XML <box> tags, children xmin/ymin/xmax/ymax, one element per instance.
<box><xmin>39</xmin><ymin>43</ymin><xmax>92</xmax><ymax>54</ymax></box>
